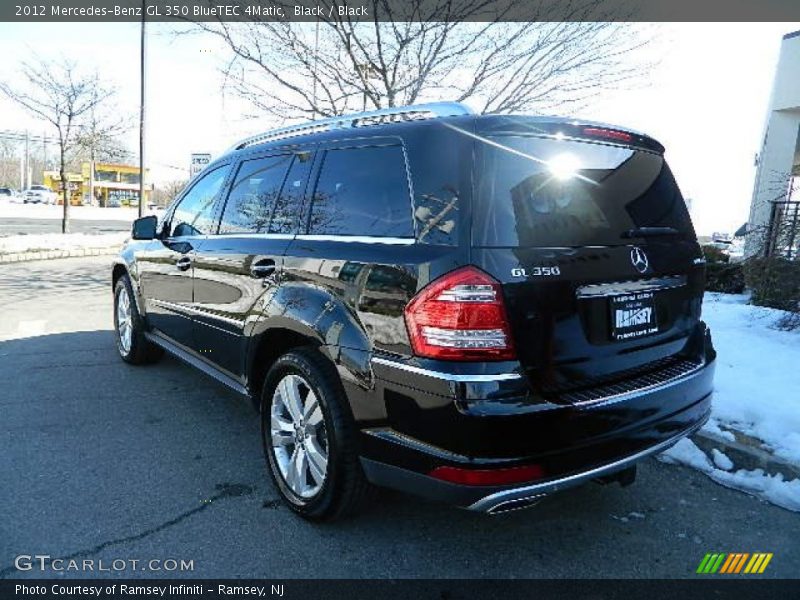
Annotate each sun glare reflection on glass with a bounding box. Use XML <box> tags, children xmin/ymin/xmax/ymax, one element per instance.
<box><xmin>548</xmin><ymin>153</ymin><xmax>581</xmax><ymax>180</ymax></box>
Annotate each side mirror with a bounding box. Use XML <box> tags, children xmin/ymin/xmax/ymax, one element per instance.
<box><xmin>132</xmin><ymin>215</ymin><xmax>158</xmax><ymax>240</ymax></box>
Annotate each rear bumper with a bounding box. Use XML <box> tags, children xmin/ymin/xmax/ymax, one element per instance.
<box><xmin>360</xmin><ymin>334</ymin><xmax>715</xmax><ymax>510</ymax></box>
<box><xmin>362</xmin><ymin>409</ymin><xmax>708</xmax><ymax>513</ymax></box>
<box><xmin>467</xmin><ymin>414</ymin><xmax>707</xmax><ymax>512</ymax></box>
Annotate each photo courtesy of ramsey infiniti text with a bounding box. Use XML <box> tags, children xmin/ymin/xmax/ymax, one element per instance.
<box><xmin>111</xmin><ymin>102</ymin><xmax>716</xmax><ymax>520</ymax></box>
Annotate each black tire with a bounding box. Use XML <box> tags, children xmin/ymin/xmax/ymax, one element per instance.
<box><xmin>261</xmin><ymin>347</ymin><xmax>374</xmax><ymax>521</ymax></box>
<box><xmin>113</xmin><ymin>275</ymin><xmax>163</xmax><ymax>365</ymax></box>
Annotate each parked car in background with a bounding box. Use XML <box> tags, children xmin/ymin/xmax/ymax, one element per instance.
<box><xmin>0</xmin><ymin>187</ymin><xmax>17</xmax><ymax>200</ymax></box>
<box><xmin>112</xmin><ymin>102</ymin><xmax>716</xmax><ymax>521</ymax></box>
<box><xmin>23</xmin><ymin>185</ymin><xmax>57</xmax><ymax>204</ymax></box>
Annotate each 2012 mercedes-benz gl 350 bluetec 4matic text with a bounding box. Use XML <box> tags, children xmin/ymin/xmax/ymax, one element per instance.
<box><xmin>112</xmin><ymin>102</ymin><xmax>716</xmax><ymax>520</ymax></box>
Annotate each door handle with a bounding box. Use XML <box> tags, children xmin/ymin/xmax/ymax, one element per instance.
<box><xmin>250</xmin><ymin>259</ymin><xmax>276</xmax><ymax>279</ymax></box>
<box><xmin>175</xmin><ymin>256</ymin><xmax>192</xmax><ymax>271</ymax></box>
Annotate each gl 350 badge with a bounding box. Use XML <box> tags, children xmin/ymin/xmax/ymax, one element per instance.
<box><xmin>511</xmin><ymin>266</ymin><xmax>561</xmax><ymax>277</ymax></box>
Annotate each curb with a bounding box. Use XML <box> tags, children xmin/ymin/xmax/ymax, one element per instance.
<box><xmin>0</xmin><ymin>247</ymin><xmax>119</xmax><ymax>264</ymax></box>
<box><xmin>692</xmin><ymin>429</ymin><xmax>800</xmax><ymax>480</ymax></box>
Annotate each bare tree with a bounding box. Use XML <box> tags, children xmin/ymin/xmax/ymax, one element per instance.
<box><xmin>152</xmin><ymin>179</ymin><xmax>188</xmax><ymax>208</ymax></box>
<box><xmin>189</xmin><ymin>0</ymin><xmax>649</xmax><ymax>120</ymax></box>
<box><xmin>75</xmin><ymin>96</ymin><xmax>131</xmax><ymax>206</ymax></box>
<box><xmin>0</xmin><ymin>57</ymin><xmax>118</xmax><ymax>232</ymax></box>
<box><xmin>0</xmin><ymin>138</ymin><xmax>21</xmax><ymax>189</ymax></box>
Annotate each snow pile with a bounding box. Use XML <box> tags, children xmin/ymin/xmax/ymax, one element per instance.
<box><xmin>701</xmin><ymin>292</ymin><xmax>800</xmax><ymax>465</ymax></box>
<box><xmin>658</xmin><ymin>292</ymin><xmax>800</xmax><ymax>512</ymax></box>
<box><xmin>661</xmin><ymin>438</ymin><xmax>800</xmax><ymax>512</ymax></box>
<box><xmin>0</xmin><ymin>202</ymin><xmax>153</xmax><ymax>222</ymax></box>
<box><xmin>0</xmin><ymin>232</ymin><xmax>128</xmax><ymax>255</ymax></box>
<box><xmin>0</xmin><ymin>202</ymin><xmax>145</xmax><ymax>222</ymax></box>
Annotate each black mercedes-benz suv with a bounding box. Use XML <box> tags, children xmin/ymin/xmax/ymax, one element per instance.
<box><xmin>112</xmin><ymin>102</ymin><xmax>715</xmax><ymax>520</ymax></box>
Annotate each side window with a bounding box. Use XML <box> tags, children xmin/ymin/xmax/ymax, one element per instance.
<box><xmin>169</xmin><ymin>166</ymin><xmax>230</xmax><ymax>237</ymax></box>
<box><xmin>220</xmin><ymin>155</ymin><xmax>293</xmax><ymax>234</ymax></box>
<box><xmin>308</xmin><ymin>146</ymin><xmax>413</xmax><ymax>238</ymax></box>
<box><xmin>270</xmin><ymin>152</ymin><xmax>312</xmax><ymax>234</ymax></box>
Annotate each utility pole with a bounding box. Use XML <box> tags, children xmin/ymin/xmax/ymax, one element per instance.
<box><xmin>24</xmin><ymin>130</ymin><xmax>30</xmax><ymax>189</ymax></box>
<box><xmin>138</xmin><ymin>0</ymin><xmax>147</xmax><ymax>218</ymax></box>
<box><xmin>89</xmin><ymin>150</ymin><xmax>96</xmax><ymax>207</ymax></box>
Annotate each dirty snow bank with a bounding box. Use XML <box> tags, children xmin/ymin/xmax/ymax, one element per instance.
<box><xmin>661</xmin><ymin>438</ymin><xmax>800</xmax><ymax>512</ymax></box>
<box><xmin>0</xmin><ymin>232</ymin><xmax>128</xmax><ymax>255</ymax></box>
<box><xmin>658</xmin><ymin>292</ymin><xmax>800</xmax><ymax>512</ymax></box>
<box><xmin>0</xmin><ymin>202</ymin><xmax>143</xmax><ymax>222</ymax></box>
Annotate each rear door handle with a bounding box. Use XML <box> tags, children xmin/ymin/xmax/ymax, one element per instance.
<box><xmin>250</xmin><ymin>259</ymin><xmax>276</xmax><ymax>279</ymax></box>
<box><xmin>175</xmin><ymin>256</ymin><xmax>192</xmax><ymax>271</ymax></box>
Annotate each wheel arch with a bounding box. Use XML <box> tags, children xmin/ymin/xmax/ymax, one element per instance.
<box><xmin>246</xmin><ymin>325</ymin><xmax>325</xmax><ymax>410</ymax></box>
<box><xmin>111</xmin><ymin>262</ymin><xmax>128</xmax><ymax>289</ymax></box>
<box><xmin>112</xmin><ymin>259</ymin><xmax>146</xmax><ymax>317</ymax></box>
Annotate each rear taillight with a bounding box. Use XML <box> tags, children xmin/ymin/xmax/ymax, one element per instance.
<box><xmin>403</xmin><ymin>266</ymin><xmax>515</xmax><ymax>361</ymax></box>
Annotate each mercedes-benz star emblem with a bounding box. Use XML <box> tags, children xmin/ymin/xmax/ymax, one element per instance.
<box><xmin>630</xmin><ymin>247</ymin><xmax>649</xmax><ymax>274</ymax></box>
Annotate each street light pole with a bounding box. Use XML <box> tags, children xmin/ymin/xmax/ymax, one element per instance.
<box><xmin>311</xmin><ymin>21</ymin><xmax>319</xmax><ymax>120</ymax></box>
<box><xmin>138</xmin><ymin>0</ymin><xmax>147</xmax><ymax>218</ymax></box>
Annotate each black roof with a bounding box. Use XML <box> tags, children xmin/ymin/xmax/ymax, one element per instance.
<box><xmin>224</xmin><ymin>112</ymin><xmax>665</xmax><ymax>161</ymax></box>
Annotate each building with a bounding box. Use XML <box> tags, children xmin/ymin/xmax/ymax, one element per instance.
<box><xmin>43</xmin><ymin>162</ymin><xmax>153</xmax><ymax>207</ymax></box>
<box><xmin>746</xmin><ymin>30</ymin><xmax>800</xmax><ymax>257</ymax></box>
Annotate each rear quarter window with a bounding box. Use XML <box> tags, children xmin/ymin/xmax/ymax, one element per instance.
<box><xmin>307</xmin><ymin>145</ymin><xmax>413</xmax><ymax>238</ymax></box>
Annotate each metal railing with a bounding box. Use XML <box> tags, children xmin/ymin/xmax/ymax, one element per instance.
<box><xmin>765</xmin><ymin>200</ymin><xmax>800</xmax><ymax>260</ymax></box>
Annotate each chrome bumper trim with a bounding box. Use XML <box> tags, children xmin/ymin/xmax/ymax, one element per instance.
<box><xmin>575</xmin><ymin>275</ymin><xmax>686</xmax><ymax>299</ymax></box>
<box><xmin>371</xmin><ymin>356</ymin><xmax>523</xmax><ymax>383</ymax></box>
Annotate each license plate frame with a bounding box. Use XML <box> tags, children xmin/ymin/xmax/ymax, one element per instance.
<box><xmin>610</xmin><ymin>291</ymin><xmax>658</xmax><ymax>341</ymax></box>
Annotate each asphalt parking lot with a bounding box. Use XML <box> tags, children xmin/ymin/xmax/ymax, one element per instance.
<box><xmin>1</xmin><ymin>256</ymin><xmax>797</xmax><ymax>579</ymax></box>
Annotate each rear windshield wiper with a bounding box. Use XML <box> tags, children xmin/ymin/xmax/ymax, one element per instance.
<box><xmin>622</xmin><ymin>226</ymin><xmax>680</xmax><ymax>239</ymax></box>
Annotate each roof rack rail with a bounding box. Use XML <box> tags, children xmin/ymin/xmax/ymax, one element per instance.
<box><xmin>231</xmin><ymin>101</ymin><xmax>473</xmax><ymax>150</ymax></box>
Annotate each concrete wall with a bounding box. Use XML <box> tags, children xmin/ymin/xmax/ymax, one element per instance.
<box><xmin>746</xmin><ymin>31</ymin><xmax>800</xmax><ymax>256</ymax></box>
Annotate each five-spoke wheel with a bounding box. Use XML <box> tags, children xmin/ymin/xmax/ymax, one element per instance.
<box><xmin>261</xmin><ymin>348</ymin><xmax>374</xmax><ymax>520</ymax></box>
<box><xmin>270</xmin><ymin>374</ymin><xmax>329</xmax><ymax>498</ymax></box>
<box><xmin>116</xmin><ymin>285</ymin><xmax>133</xmax><ymax>354</ymax></box>
<box><xmin>113</xmin><ymin>274</ymin><xmax>163</xmax><ymax>365</ymax></box>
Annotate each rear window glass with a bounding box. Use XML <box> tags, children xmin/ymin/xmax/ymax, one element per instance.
<box><xmin>474</xmin><ymin>136</ymin><xmax>694</xmax><ymax>247</ymax></box>
<box><xmin>308</xmin><ymin>146</ymin><xmax>413</xmax><ymax>238</ymax></box>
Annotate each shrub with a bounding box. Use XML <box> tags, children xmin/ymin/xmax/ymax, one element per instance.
<box><xmin>705</xmin><ymin>262</ymin><xmax>745</xmax><ymax>294</ymax></box>
<box><xmin>743</xmin><ymin>257</ymin><xmax>800</xmax><ymax>313</ymax></box>
<box><xmin>701</xmin><ymin>244</ymin><xmax>730</xmax><ymax>264</ymax></box>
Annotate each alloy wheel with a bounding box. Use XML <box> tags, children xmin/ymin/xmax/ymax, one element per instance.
<box><xmin>270</xmin><ymin>374</ymin><xmax>329</xmax><ymax>498</ymax></box>
<box><xmin>116</xmin><ymin>286</ymin><xmax>133</xmax><ymax>354</ymax></box>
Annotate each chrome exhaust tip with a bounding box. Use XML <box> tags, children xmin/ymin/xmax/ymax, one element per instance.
<box><xmin>486</xmin><ymin>494</ymin><xmax>545</xmax><ymax>515</ymax></box>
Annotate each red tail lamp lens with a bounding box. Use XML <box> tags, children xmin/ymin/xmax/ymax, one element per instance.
<box><xmin>403</xmin><ymin>266</ymin><xmax>516</xmax><ymax>361</ymax></box>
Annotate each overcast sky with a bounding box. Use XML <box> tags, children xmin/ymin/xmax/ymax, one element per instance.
<box><xmin>0</xmin><ymin>22</ymin><xmax>797</xmax><ymax>235</ymax></box>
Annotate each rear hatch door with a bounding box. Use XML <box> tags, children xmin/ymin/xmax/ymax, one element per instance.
<box><xmin>470</xmin><ymin>124</ymin><xmax>704</xmax><ymax>401</ymax></box>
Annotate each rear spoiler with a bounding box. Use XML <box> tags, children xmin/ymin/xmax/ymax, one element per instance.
<box><xmin>476</xmin><ymin>116</ymin><xmax>665</xmax><ymax>154</ymax></box>
<box><xmin>531</xmin><ymin>121</ymin><xmax>664</xmax><ymax>154</ymax></box>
